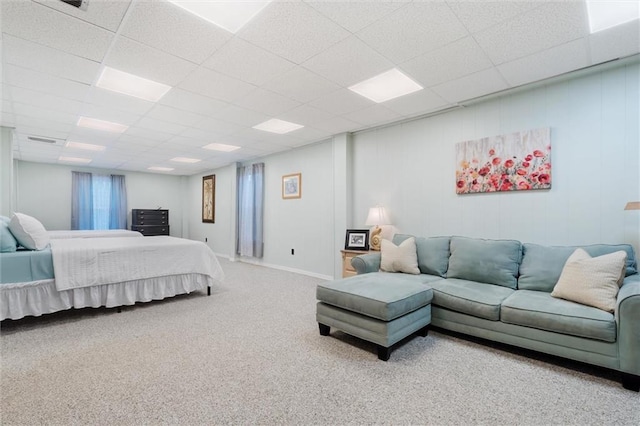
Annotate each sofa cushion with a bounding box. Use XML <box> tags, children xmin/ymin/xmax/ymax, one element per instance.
<box><xmin>550</xmin><ymin>249</ymin><xmax>626</xmax><ymax>313</ymax></box>
<box><xmin>316</xmin><ymin>272</ymin><xmax>433</xmax><ymax>322</ymax></box>
<box><xmin>380</xmin><ymin>237</ymin><xmax>420</xmax><ymax>274</ymax></box>
<box><xmin>430</xmin><ymin>278</ymin><xmax>515</xmax><ymax>321</ymax></box>
<box><xmin>519</xmin><ymin>243</ymin><xmax>638</xmax><ymax>292</ymax></box>
<box><xmin>447</xmin><ymin>236</ymin><xmax>522</xmax><ymax>289</ymax></box>
<box><xmin>393</xmin><ymin>234</ymin><xmax>450</xmax><ymax>277</ymax></box>
<box><xmin>501</xmin><ymin>290</ymin><xmax>616</xmax><ymax>343</ymax></box>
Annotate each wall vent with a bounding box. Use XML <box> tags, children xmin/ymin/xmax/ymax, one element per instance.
<box><xmin>59</xmin><ymin>0</ymin><xmax>89</xmax><ymax>11</ymax></box>
<box><xmin>28</xmin><ymin>136</ymin><xmax>59</xmax><ymax>144</ymax></box>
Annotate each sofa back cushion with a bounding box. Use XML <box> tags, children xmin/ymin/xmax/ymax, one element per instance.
<box><xmin>447</xmin><ymin>236</ymin><xmax>522</xmax><ymax>289</ymax></box>
<box><xmin>393</xmin><ymin>234</ymin><xmax>450</xmax><ymax>277</ymax></box>
<box><xmin>519</xmin><ymin>243</ymin><xmax>638</xmax><ymax>292</ymax></box>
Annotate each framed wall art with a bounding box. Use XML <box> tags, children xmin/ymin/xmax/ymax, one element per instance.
<box><xmin>202</xmin><ymin>174</ymin><xmax>215</xmax><ymax>223</ymax></box>
<box><xmin>345</xmin><ymin>229</ymin><xmax>370</xmax><ymax>251</ymax></box>
<box><xmin>282</xmin><ymin>173</ymin><xmax>301</xmax><ymax>199</ymax></box>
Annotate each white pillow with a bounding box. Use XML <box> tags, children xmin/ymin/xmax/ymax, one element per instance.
<box><xmin>9</xmin><ymin>213</ymin><xmax>50</xmax><ymax>250</ymax></box>
<box><xmin>550</xmin><ymin>248</ymin><xmax>627</xmax><ymax>313</ymax></box>
<box><xmin>380</xmin><ymin>237</ymin><xmax>420</xmax><ymax>275</ymax></box>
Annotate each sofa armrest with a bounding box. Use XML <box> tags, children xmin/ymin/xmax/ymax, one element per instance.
<box><xmin>616</xmin><ymin>274</ymin><xmax>640</xmax><ymax>376</ymax></box>
<box><xmin>351</xmin><ymin>252</ymin><xmax>381</xmax><ymax>275</ymax></box>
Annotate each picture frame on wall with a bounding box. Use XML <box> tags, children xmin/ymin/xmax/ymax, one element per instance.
<box><xmin>202</xmin><ymin>174</ymin><xmax>215</xmax><ymax>223</ymax></box>
<box><xmin>345</xmin><ymin>229</ymin><xmax>370</xmax><ymax>251</ymax></box>
<box><xmin>282</xmin><ymin>173</ymin><xmax>302</xmax><ymax>199</ymax></box>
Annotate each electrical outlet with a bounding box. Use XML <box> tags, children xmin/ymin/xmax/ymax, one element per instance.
<box><xmin>205</xmin><ymin>237</ymin><xmax>208</xmax><ymax>242</ymax></box>
<box><xmin>291</xmin><ymin>248</ymin><xmax>294</xmax><ymax>255</ymax></box>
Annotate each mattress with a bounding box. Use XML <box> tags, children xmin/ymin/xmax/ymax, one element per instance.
<box><xmin>47</xmin><ymin>230</ymin><xmax>143</xmax><ymax>239</ymax></box>
<box><xmin>0</xmin><ymin>249</ymin><xmax>54</xmax><ymax>284</ymax></box>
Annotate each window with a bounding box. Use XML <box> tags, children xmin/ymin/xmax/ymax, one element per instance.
<box><xmin>71</xmin><ymin>172</ymin><xmax>127</xmax><ymax>230</ymax></box>
<box><xmin>236</xmin><ymin>163</ymin><xmax>264</xmax><ymax>258</ymax></box>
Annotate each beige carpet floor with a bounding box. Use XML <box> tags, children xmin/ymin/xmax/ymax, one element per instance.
<box><xmin>1</xmin><ymin>258</ymin><xmax>638</xmax><ymax>425</ymax></box>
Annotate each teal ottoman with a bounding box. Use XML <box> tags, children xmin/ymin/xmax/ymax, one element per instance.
<box><xmin>316</xmin><ymin>272</ymin><xmax>433</xmax><ymax>360</ymax></box>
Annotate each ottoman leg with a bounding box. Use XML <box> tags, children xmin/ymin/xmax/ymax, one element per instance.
<box><xmin>318</xmin><ymin>323</ymin><xmax>330</xmax><ymax>336</ymax></box>
<box><xmin>418</xmin><ymin>324</ymin><xmax>430</xmax><ymax>337</ymax></box>
<box><xmin>377</xmin><ymin>345</ymin><xmax>391</xmax><ymax>361</ymax></box>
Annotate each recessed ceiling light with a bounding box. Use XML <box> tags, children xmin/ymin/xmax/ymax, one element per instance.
<box><xmin>202</xmin><ymin>143</ymin><xmax>241</xmax><ymax>152</ymax></box>
<box><xmin>96</xmin><ymin>67</ymin><xmax>172</xmax><ymax>102</ymax></box>
<box><xmin>586</xmin><ymin>0</ymin><xmax>639</xmax><ymax>33</ymax></box>
<box><xmin>167</xmin><ymin>0</ymin><xmax>272</xmax><ymax>34</ymax></box>
<box><xmin>59</xmin><ymin>156</ymin><xmax>92</xmax><ymax>164</ymax></box>
<box><xmin>77</xmin><ymin>116</ymin><xmax>128</xmax><ymax>133</ymax></box>
<box><xmin>253</xmin><ymin>119</ymin><xmax>304</xmax><ymax>134</ymax></box>
<box><xmin>148</xmin><ymin>166</ymin><xmax>175</xmax><ymax>172</ymax></box>
<box><xmin>65</xmin><ymin>141</ymin><xmax>106</xmax><ymax>151</ymax></box>
<box><xmin>170</xmin><ymin>157</ymin><xmax>201</xmax><ymax>163</ymax></box>
<box><xmin>349</xmin><ymin>68</ymin><xmax>423</xmax><ymax>103</ymax></box>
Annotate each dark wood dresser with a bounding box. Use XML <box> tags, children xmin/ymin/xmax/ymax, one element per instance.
<box><xmin>131</xmin><ymin>209</ymin><xmax>169</xmax><ymax>236</ymax></box>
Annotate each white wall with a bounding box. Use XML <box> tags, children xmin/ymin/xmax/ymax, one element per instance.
<box><xmin>352</xmin><ymin>62</ymin><xmax>640</xmax><ymax>253</ymax></box>
<box><xmin>15</xmin><ymin>161</ymin><xmax>186</xmax><ymax>235</ymax></box>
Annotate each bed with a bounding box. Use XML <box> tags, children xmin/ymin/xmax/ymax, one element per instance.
<box><xmin>47</xmin><ymin>229</ymin><xmax>143</xmax><ymax>239</ymax></box>
<box><xmin>0</xmin><ymin>236</ymin><xmax>224</xmax><ymax>320</ymax></box>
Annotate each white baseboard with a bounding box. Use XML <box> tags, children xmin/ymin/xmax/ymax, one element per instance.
<box><xmin>236</xmin><ymin>257</ymin><xmax>333</xmax><ymax>281</ymax></box>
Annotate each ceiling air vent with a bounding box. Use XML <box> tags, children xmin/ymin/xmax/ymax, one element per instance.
<box><xmin>59</xmin><ymin>0</ymin><xmax>89</xmax><ymax>11</ymax></box>
<box><xmin>28</xmin><ymin>136</ymin><xmax>60</xmax><ymax>144</ymax></box>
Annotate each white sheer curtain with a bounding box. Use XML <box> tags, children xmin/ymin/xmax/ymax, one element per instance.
<box><xmin>71</xmin><ymin>171</ymin><xmax>93</xmax><ymax>230</ymax></box>
<box><xmin>237</xmin><ymin>163</ymin><xmax>264</xmax><ymax>258</ymax></box>
<box><xmin>109</xmin><ymin>174</ymin><xmax>128</xmax><ymax>229</ymax></box>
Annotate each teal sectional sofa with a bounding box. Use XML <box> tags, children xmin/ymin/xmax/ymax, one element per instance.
<box><xmin>351</xmin><ymin>235</ymin><xmax>640</xmax><ymax>391</ymax></box>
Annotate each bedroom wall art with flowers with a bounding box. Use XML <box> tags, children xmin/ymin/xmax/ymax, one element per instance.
<box><xmin>455</xmin><ymin>128</ymin><xmax>551</xmax><ymax>194</ymax></box>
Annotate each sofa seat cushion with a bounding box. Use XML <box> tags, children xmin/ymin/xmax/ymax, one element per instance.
<box><xmin>316</xmin><ymin>272</ymin><xmax>433</xmax><ymax>322</ymax></box>
<box><xmin>501</xmin><ymin>290</ymin><xmax>616</xmax><ymax>343</ymax></box>
<box><xmin>430</xmin><ymin>278</ymin><xmax>515</xmax><ymax>321</ymax></box>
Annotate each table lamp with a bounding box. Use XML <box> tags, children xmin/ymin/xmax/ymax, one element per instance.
<box><xmin>625</xmin><ymin>201</ymin><xmax>640</xmax><ymax>210</ymax></box>
<box><xmin>365</xmin><ymin>206</ymin><xmax>390</xmax><ymax>251</ymax></box>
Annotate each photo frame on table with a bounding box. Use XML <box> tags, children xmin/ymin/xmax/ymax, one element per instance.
<box><xmin>345</xmin><ymin>229</ymin><xmax>370</xmax><ymax>251</ymax></box>
<box><xmin>282</xmin><ymin>173</ymin><xmax>301</xmax><ymax>199</ymax></box>
<box><xmin>202</xmin><ymin>174</ymin><xmax>215</xmax><ymax>223</ymax></box>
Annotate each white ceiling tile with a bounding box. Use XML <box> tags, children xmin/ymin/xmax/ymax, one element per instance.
<box><xmin>202</xmin><ymin>38</ymin><xmax>296</xmax><ymax>85</ymax></box>
<box><xmin>178</xmin><ymin>67</ymin><xmax>256</xmax><ymax>103</ymax></box>
<box><xmin>214</xmin><ymin>104</ymin><xmax>271</xmax><ymax>127</ymax></box>
<box><xmin>105</xmin><ymin>36</ymin><xmax>198</xmax><ymax>86</ymax></box>
<box><xmin>1</xmin><ymin>0</ymin><xmax>114</xmax><ymax>62</ymax></box>
<box><xmin>447</xmin><ymin>0</ymin><xmax>541</xmax><ymax>34</ymax></box>
<box><xmin>241</xmin><ymin>140</ymin><xmax>291</xmax><ymax>155</ymax></box>
<box><xmin>308</xmin><ymin>89</ymin><xmax>374</xmax><ymax>115</ymax></box>
<box><xmin>135</xmin><ymin>116</ymin><xmax>187</xmax><ymax>135</ymax></box>
<box><xmin>0</xmin><ymin>113</ymin><xmax>16</xmax><ymax>128</ymax></box>
<box><xmin>84</xmin><ymin>87</ymin><xmax>155</xmax><ymax>116</ymax></box>
<box><xmin>159</xmin><ymin>89</ymin><xmax>228</xmax><ymax>118</ymax></box>
<box><xmin>431</xmin><ymin>68</ymin><xmax>509</xmax><ymax>104</ymax></box>
<box><xmin>232</xmin><ymin>127</ymin><xmax>302</xmax><ymax>146</ymax></box>
<box><xmin>286</xmin><ymin>126</ymin><xmax>331</xmax><ymax>145</ymax></box>
<box><xmin>122</xmin><ymin>126</ymin><xmax>173</xmax><ymax>143</ymax></box>
<box><xmin>117</xmin><ymin>134</ymin><xmax>166</xmax><ymax>148</ymax></box>
<box><xmin>3</xmin><ymin>65</ymin><xmax>90</xmax><ymax>101</ymax></box>
<box><xmin>67</xmin><ymin>126</ymin><xmax>123</xmax><ymax>144</ymax></box>
<box><xmin>301</xmin><ymin>36</ymin><xmax>394</xmax><ymax>87</ymax></box>
<box><xmin>8</xmin><ymin>86</ymin><xmax>84</xmax><ymax>116</ymax></box>
<box><xmin>180</xmin><ymin>127</ymin><xmax>228</xmax><ymax>143</ymax></box>
<box><xmin>166</xmin><ymin>135</ymin><xmax>210</xmax><ymax>149</ymax></box>
<box><xmin>233</xmin><ymin>88</ymin><xmax>300</xmax><ymax>117</ymax></box>
<box><xmin>356</xmin><ymin>2</ymin><xmax>468</xmax><ymax>63</ymax></box>
<box><xmin>33</xmin><ymin>0</ymin><xmax>130</xmax><ymax>32</ymax></box>
<box><xmin>498</xmin><ymin>39</ymin><xmax>589</xmax><ymax>87</ymax></box>
<box><xmin>14</xmin><ymin>126</ymin><xmax>69</xmax><ymax>141</ymax></box>
<box><xmin>344</xmin><ymin>105</ymin><xmax>403</xmax><ymax>127</ymax></box>
<box><xmin>80</xmin><ymin>104</ymin><xmax>140</xmax><ymax>126</ymax></box>
<box><xmin>474</xmin><ymin>2</ymin><xmax>588</xmax><ymax>65</ymax></box>
<box><xmin>238</xmin><ymin>2</ymin><xmax>350</xmax><ymax>64</ymax></box>
<box><xmin>383</xmin><ymin>88</ymin><xmax>450</xmax><ymax>118</ymax></box>
<box><xmin>400</xmin><ymin>37</ymin><xmax>493</xmax><ymax>88</ymax></box>
<box><xmin>146</xmin><ymin>105</ymin><xmax>206</xmax><ymax>127</ymax></box>
<box><xmin>277</xmin><ymin>104</ymin><xmax>335</xmax><ymax>126</ymax></box>
<box><xmin>120</xmin><ymin>1</ymin><xmax>232</xmax><ymax>64</ymax></box>
<box><xmin>2</xmin><ymin>35</ymin><xmax>100</xmax><ymax>85</ymax></box>
<box><xmin>589</xmin><ymin>19</ymin><xmax>640</xmax><ymax>65</ymax></box>
<box><xmin>311</xmin><ymin>116</ymin><xmax>361</xmax><ymax>134</ymax></box>
<box><xmin>261</xmin><ymin>66</ymin><xmax>340</xmax><ymax>103</ymax></box>
<box><xmin>305</xmin><ymin>0</ymin><xmax>409</xmax><ymax>33</ymax></box>
<box><xmin>13</xmin><ymin>102</ymin><xmax>78</xmax><ymax>125</ymax></box>
<box><xmin>193</xmin><ymin>117</ymin><xmax>245</xmax><ymax>136</ymax></box>
<box><xmin>15</xmin><ymin>115</ymin><xmax>74</xmax><ymax>134</ymax></box>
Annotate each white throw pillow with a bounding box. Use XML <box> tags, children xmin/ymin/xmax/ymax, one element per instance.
<box><xmin>9</xmin><ymin>213</ymin><xmax>50</xmax><ymax>250</ymax></box>
<box><xmin>380</xmin><ymin>237</ymin><xmax>420</xmax><ymax>275</ymax></box>
<box><xmin>551</xmin><ymin>248</ymin><xmax>627</xmax><ymax>313</ymax></box>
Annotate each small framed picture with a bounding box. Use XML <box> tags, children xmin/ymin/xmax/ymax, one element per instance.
<box><xmin>202</xmin><ymin>174</ymin><xmax>215</xmax><ymax>223</ymax></box>
<box><xmin>282</xmin><ymin>173</ymin><xmax>301</xmax><ymax>199</ymax></box>
<box><xmin>345</xmin><ymin>229</ymin><xmax>370</xmax><ymax>251</ymax></box>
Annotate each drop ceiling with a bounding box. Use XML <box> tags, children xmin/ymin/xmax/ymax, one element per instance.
<box><xmin>1</xmin><ymin>0</ymin><xmax>638</xmax><ymax>175</ymax></box>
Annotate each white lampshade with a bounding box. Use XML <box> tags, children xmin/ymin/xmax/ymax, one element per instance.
<box><xmin>365</xmin><ymin>206</ymin><xmax>390</xmax><ymax>226</ymax></box>
<box><xmin>625</xmin><ymin>201</ymin><xmax>640</xmax><ymax>210</ymax></box>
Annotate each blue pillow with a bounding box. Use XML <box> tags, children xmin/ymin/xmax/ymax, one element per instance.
<box><xmin>0</xmin><ymin>220</ymin><xmax>18</xmax><ymax>252</ymax></box>
<box><xmin>0</xmin><ymin>215</ymin><xmax>10</xmax><ymax>224</ymax></box>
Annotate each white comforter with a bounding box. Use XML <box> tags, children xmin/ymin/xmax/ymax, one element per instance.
<box><xmin>48</xmin><ymin>230</ymin><xmax>143</xmax><ymax>239</ymax></box>
<box><xmin>50</xmin><ymin>236</ymin><xmax>224</xmax><ymax>291</ymax></box>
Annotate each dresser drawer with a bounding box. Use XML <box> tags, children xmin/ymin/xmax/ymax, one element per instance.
<box><xmin>132</xmin><ymin>209</ymin><xmax>169</xmax><ymax>225</ymax></box>
<box><xmin>132</xmin><ymin>225</ymin><xmax>170</xmax><ymax>236</ymax></box>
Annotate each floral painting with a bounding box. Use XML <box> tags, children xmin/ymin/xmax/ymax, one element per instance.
<box><xmin>455</xmin><ymin>128</ymin><xmax>551</xmax><ymax>194</ymax></box>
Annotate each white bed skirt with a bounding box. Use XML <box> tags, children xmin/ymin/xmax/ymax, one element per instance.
<box><xmin>1</xmin><ymin>274</ymin><xmax>212</xmax><ymax>321</ymax></box>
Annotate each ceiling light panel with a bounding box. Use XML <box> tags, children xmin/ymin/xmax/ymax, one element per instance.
<box><xmin>148</xmin><ymin>166</ymin><xmax>174</xmax><ymax>171</ymax></box>
<box><xmin>349</xmin><ymin>68</ymin><xmax>423</xmax><ymax>103</ymax></box>
<box><xmin>65</xmin><ymin>141</ymin><xmax>107</xmax><ymax>151</ymax></box>
<box><xmin>59</xmin><ymin>156</ymin><xmax>92</xmax><ymax>163</ymax></box>
<box><xmin>170</xmin><ymin>157</ymin><xmax>201</xmax><ymax>163</ymax></box>
<box><xmin>203</xmin><ymin>142</ymin><xmax>241</xmax><ymax>152</ymax></box>
<box><xmin>587</xmin><ymin>0</ymin><xmax>640</xmax><ymax>33</ymax></box>
<box><xmin>167</xmin><ymin>0</ymin><xmax>272</xmax><ymax>34</ymax></box>
<box><xmin>253</xmin><ymin>118</ymin><xmax>304</xmax><ymax>134</ymax></box>
<box><xmin>96</xmin><ymin>67</ymin><xmax>172</xmax><ymax>102</ymax></box>
<box><xmin>77</xmin><ymin>116</ymin><xmax>129</xmax><ymax>133</ymax></box>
